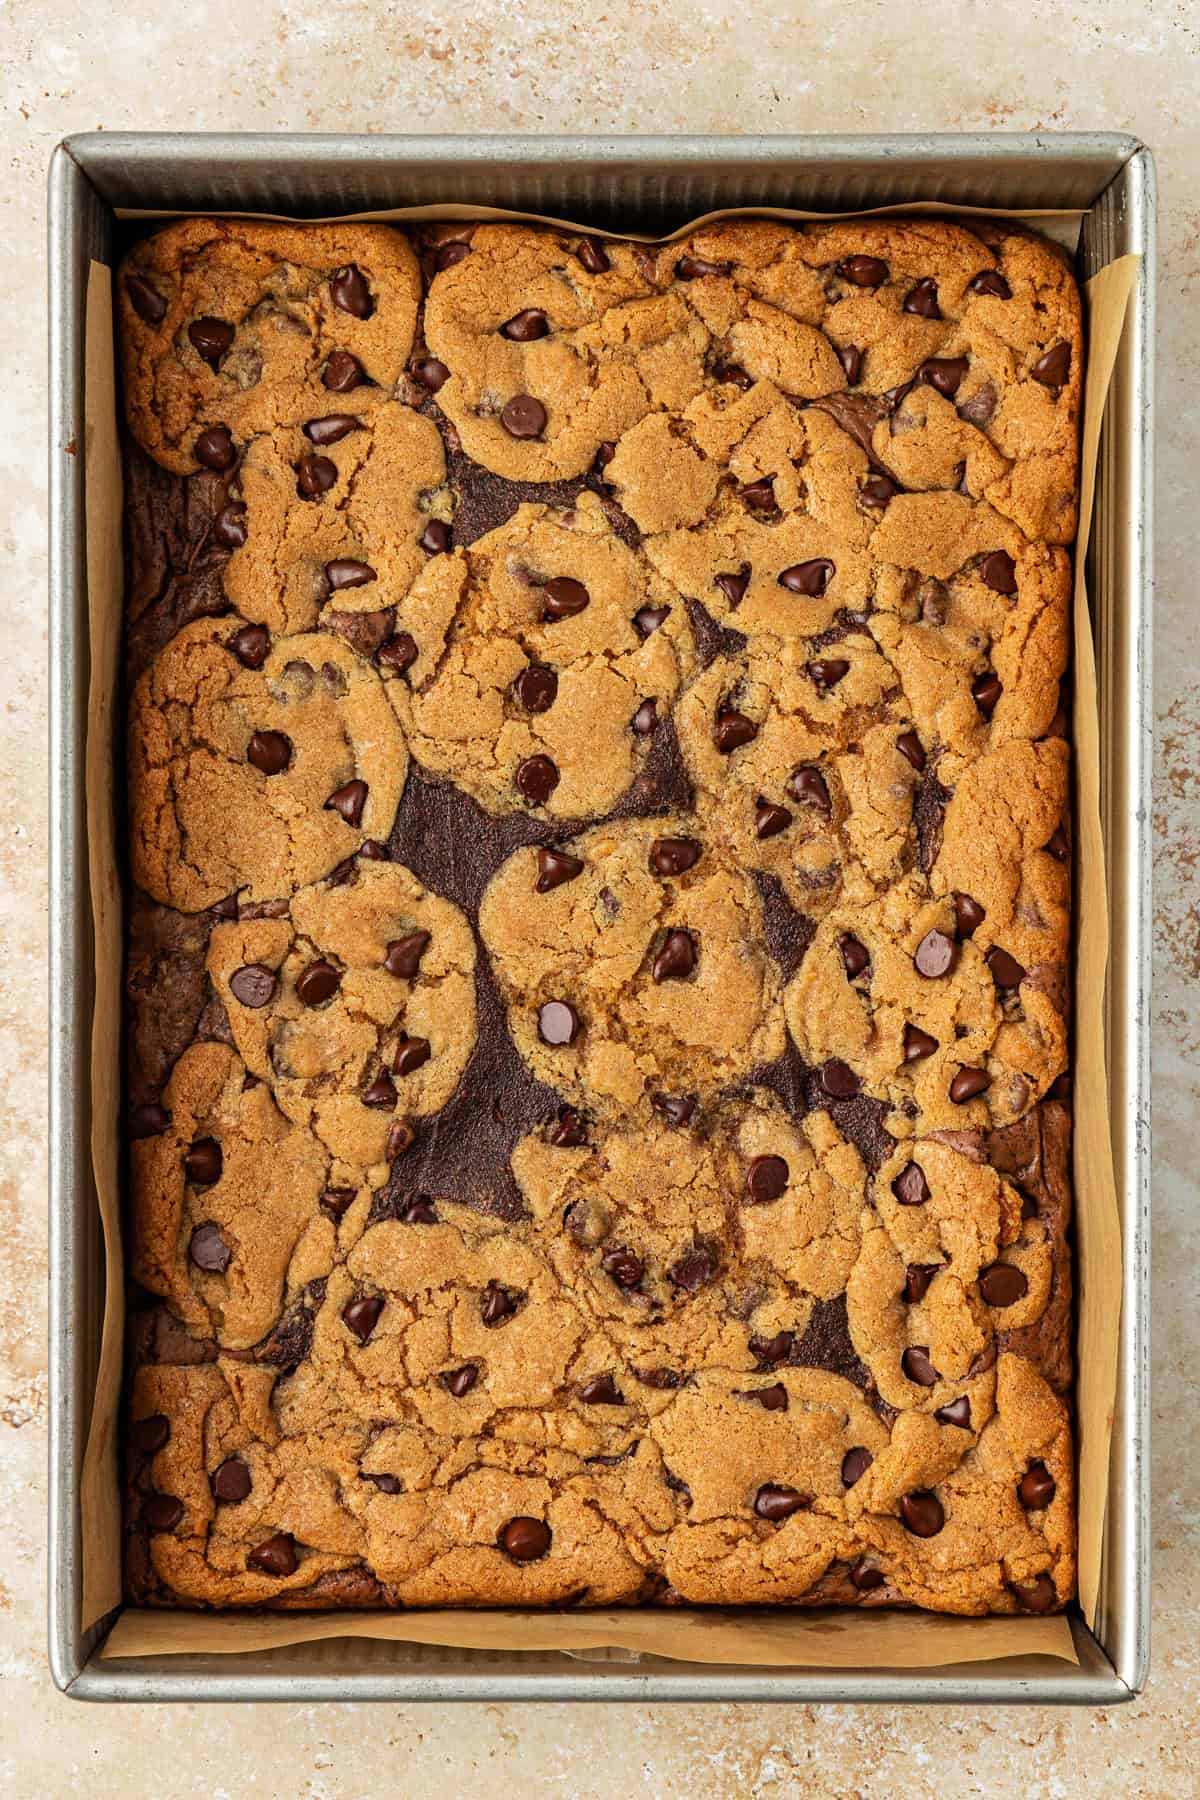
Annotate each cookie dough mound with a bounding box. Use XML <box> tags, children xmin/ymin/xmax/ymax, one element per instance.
<box><xmin>392</xmin><ymin>495</ymin><xmax>694</xmax><ymax>821</ymax></box>
<box><xmin>479</xmin><ymin>816</ymin><xmax>786</xmax><ymax>1111</ymax></box>
<box><xmin>208</xmin><ymin>859</ymin><xmax>477</xmax><ymax>1174</ymax></box>
<box><xmin>222</xmin><ymin>402</ymin><xmax>449</xmax><ymax>637</ymax></box>
<box><xmin>120</xmin><ymin>218</ymin><xmax>421</xmax><ymax>474</ymax></box>
<box><xmin>128</xmin><ymin>620</ymin><xmax>409</xmax><ymax>911</ymax></box>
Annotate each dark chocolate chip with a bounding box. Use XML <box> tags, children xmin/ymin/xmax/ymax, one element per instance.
<box><xmin>542</xmin><ymin>576</ymin><xmax>590</xmax><ymax>620</ymax></box>
<box><xmin>516</xmin><ymin>753</ymin><xmax>560</xmax><ymax>806</ymax></box>
<box><xmin>749</xmin><ymin>1330</ymin><xmax>794</xmax><ymax>1366</ymax></box>
<box><xmin>386</xmin><ymin>1119</ymin><xmax>416</xmax><ymax>1159</ymax></box>
<box><xmin>384</xmin><ymin>931</ymin><xmax>431</xmax><ymax>978</ymax></box>
<box><xmin>740</xmin><ymin>476</ymin><xmax>778</xmax><ymax>513</ymax></box>
<box><xmin>536</xmin><ymin>848</ymin><xmax>584</xmax><ymax>893</ymax></box>
<box><xmin>130</xmin><ymin>1102</ymin><xmax>172</xmax><ymax>1140</ymax></box>
<box><xmin>754</xmin><ymin>798</ymin><xmax>792</xmax><ymax>840</ymax></box>
<box><xmin>896</xmin><ymin>730</ymin><xmax>926</xmax><ymax>772</ymax></box>
<box><xmin>321</xmin><ymin>1186</ymin><xmax>356</xmax><ymax>1220</ymax></box>
<box><xmin>821</xmin><ymin>1058</ymin><xmax>861</xmax><ymax>1100</ymax></box>
<box><xmin>631</xmin><ymin>698</ymin><xmax>658</xmax><ymax>736</ymax></box>
<box><xmin>247</xmin><ymin>1532</ymin><xmax>297</xmax><ymax>1576</ymax></box>
<box><xmin>188</xmin><ymin>1221</ymin><xmax>230</xmax><ymax>1272</ymax></box>
<box><xmin>594</xmin><ymin>440</ymin><xmax>616</xmax><ymax>474</ymax></box>
<box><xmin>754</xmin><ymin>1483</ymin><xmax>808</xmax><ymax>1521</ymax></box>
<box><xmin>714</xmin><ymin>709</ymin><xmax>758</xmax><ymax>753</ymax></box>
<box><xmin>602</xmin><ymin>1246</ymin><xmax>643</xmax><ymax>1288</ymax></box>
<box><xmin>652</xmin><ymin>1093</ymin><xmax>697</xmax><ymax>1129</ymax></box>
<box><xmin>550</xmin><ymin>1106</ymin><xmax>587</xmax><ymax>1147</ymax></box>
<box><xmin>903</xmin><ymin>277</ymin><xmax>941</xmax><ymax>318</ymax></box>
<box><xmin>342</xmin><ymin>1293</ymin><xmax>384</xmax><ymax>1343</ymax></box>
<box><xmin>297</xmin><ymin>452</ymin><xmax>338</xmax><ymax>499</ymax></box>
<box><xmin>326</xmin><ymin>779</ymin><xmax>368</xmax><ymax>826</ymax></box>
<box><xmin>838</xmin><ymin>344</ymin><xmax>863</xmax><ymax>384</ymax></box>
<box><xmin>130</xmin><ymin>1413</ymin><xmax>170</xmax><ymax>1454</ymax></box>
<box><xmin>188</xmin><ymin>316</ymin><xmax>234</xmax><ymax>369</ymax></box>
<box><xmin>229</xmin><ymin>963</ymin><xmax>277</xmax><ymax>1009</ymax></box>
<box><xmin>364</xmin><ymin>1472</ymin><xmax>402</xmax><ymax>1493</ymax></box>
<box><xmin>676</xmin><ymin>255</ymin><xmax>732</xmax><ymax>279</ymax></box>
<box><xmin>513</xmin><ymin>664</ymin><xmax>558</xmax><ymax>713</ymax></box>
<box><xmin>969</xmin><ymin>270</ymin><xmax>1012</xmax><ymax>299</ymax></box>
<box><xmin>1044</xmin><ymin>826</ymin><xmax>1070</xmax><ymax>863</ymax></box>
<box><xmin>861</xmin><ymin>472</ymin><xmax>900</xmax><ymax>508</ymax></box>
<box><xmin>578</xmin><ymin>1373</ymin><xmax>625</xmax><ymax>1405</ymax></box>
<box><xmin>746</xmin><ymin>1154</ymin><xmax>789</xmax><ymax>1204</ymax></box>
<box><xmin>919</xmin><ymin>357</ymin><xmax>969</xmax><ymax>399</ymax></box>
<box><xmin>634</xmin><ymin>603</ymin><xmax>670</xmax><ymax>636</ymax></box>
<box><xmin>972</xmin><ymin>671</ymin><xmax>1003</xmax><ymax>718</ymax></box>
<box><xmin>501</xmin><ymin>307</ymin><xmax>549</xmax><ymax>341</ymax></box>
<box><xmin>840</xmin><ymin>934</ymin><xmax>870</xmax><ymax>979</ymax></box>
<box><xmin>949</xmin><ymin>1067</ymin><xmax>991</xmax><ymax>1104</ymax></box>
<box><xmin>501</xmin><ymin>394</ymin><xmax>547</xmax><ymax>439</ymax></box>
<box><xmin>195</xmin><ymin>425</ymin><xmax>235</xmax><ymax>470</ymax></box>
<box><xmin>902</xmin><ymin>1345</ymin><xmax>939</xmax><ymax>1386</ymax></box>
<box><xmin>787</xmin><ymin>766</ymin><xmax>831</xmax><ymax>816</ymax></box>
<box><xmin>210</xmin><ymin>894</ymin><xmax>239</xmax><ymax>920</ymax></box>
<box><xmin>143</xmin><ymin>1493</ymin><xmax>184</xmax><ymax>1532</ymax></box>
<box><xmin>714</xmin><ymin>361</ymin><xmax>753</xmax><ymax>391</ymax></box>
<box><xmin>376</xmin><ymin>633</ymin><xmax>418</xmax><ymax>676</ymax></box>
<box><xmin>325</xmin><ymin>557</ymin><xmax>376</xmax><ymax>591</ymax></box>
<box><xmin>957</xmin><ymin>384</ymin><xmax>998</xmax><ymax>427</ymax></box>
<box><xmin>668</xmin><ymin>1241</ymin><xmax>718</xmax><ymax>1292</ymax></box>
<box><xmin>892</xmin><ymin>1162</ymin><xmax>930</xmax><ymax>1207</ymax></box>
<box><xmin>903</xmin><ymin>1023</ymin><xmax>939</xmax><ymax>1063</ymax></box>
<box><xmin>900</xmin><ymin>1490</ymin><xmax>944</xmax><ymax>1536</ymax></box>
<box><xmin>914</xmin><ymin>929</ymin><xmax>959</xmax><ymax>979</ymax></box>
<box><xmin>979</xmin><ymin>1262</ymin><xmax>1028</xmax><ymax>1307</ymax></box>
<box><xmin>1011</xmin><ymin>1573</ymin><xmax>1057</xmax><ymax>1612</ymax></box>
<box><xmin>330</xmin><ymin>263</ymin><xmax>373</xmax><ymax>318</ymax></box>
<box><xmin>362</xmin><ymin>1072</ymin><xmax>398</xmax><ymax>1110</ymax></box>
<box><xmin>215</xmin><ymin>503</ymin><xmax>248</xmax><ymax>549</ymax></box>
<box><xmin>125</xmin><ymin>273</ymin><xmax>166</xmax><ymax>324</ymax></box>
<box><xmin>737</xmin><ymin>1382</ymin><xmax>789</xmax><ymax>1412</ymax></box>
<box><xmin>808</xmin><ymin>657</ymin><xmax>850</xmax><ymax>691</ymax></box>
<box><xmin>538</xmin><ymin>999</ymin><xmax>580</xmax><ymax>1046</ymax></box>
<box><xmin>715</xmin><ymin>568</ymin><xmax>750</xmax><ymax>608</ymax></box>
<box><xmin>987</xmin><ymin>946</ymin><xmax>1027</xmax><ymax>990</ymax></box>
<box><xmin>1031</xmin><ymin>342</ymin><xmax>1071</xmax><ymax>389</ymax></box>
<box><xmin>653</xmin><ymin>929</ymin><xmax>696</xmax><ymax>982</ymax></box>
<box><xmin>410</xmin><ymin>356</ymin><xmax>450</xmax><ymax>397</ymax></box>
<box><xmin>247</xmin><ymin>729</ymin><xmax>291</xmax><ymax>775</ymax></box>
<box><xmin>322</xmin><ymin>351</ymin><xmax>366</xmax><ymax>392</ymax></box>
<box><xmin>779</xmin><ymin>558</ymin><xmax>834</xmax><ymax>597</ymax></box>
<box><xmin>1018</xmin><ymin>1461</ymin><xmax>1057</xmax><ymax>1510</ymax></box>
<box><xmin>650</xmin><ymin>835</ymin><xmax>701</xmax><ymax>877</ymax></box>
<box><xmin>850</xmin><ymin>1560</ymin><xmax>885</xmax><ymax>1591</ymax></box>
<box><xmin>904</xmin><ymin>1263</ymin><xmax>940</xmax><ymax>1303</ymax></box>
<box><xmin>398</xmin><ymin>1194</ymin><xmax>437</xmax><ymax>1225</ymax></box>
<box><xmin>419</xmin><ymin>519</ymin><xmax>452</xmax><ymax>555</ymax></box>
<box><xmin>841</xmin><ymin>1447</ymin><xmax>873</xmax><ymax>1487</ymax></box>
<box><xmin>441</xmin><ymin>1363</ymin><xmax>480</xmax><ymax>1397</ymax></box>
<box><xmin>838</xmin><ymin>255</ymin><xmax>888</xmax><ymax>289</ymax></box>
<box><xmin>577</xmin><ymin>237</ymin><xmax>610</xmax><ymax>274</ymax></box>
<box><xmin>212</xmin><ymin>1457</ymin><xmax>252</xmax><ymax>1503</ymax></box>
<box><xmin>480</xmin><ymin>1280</ymin><xmax>522</xmax><ymax>1327</ymax></box>
<box><xmin>393</xmin><ymin>1035</ymin><xmax>431</xmax><ymax>1076</ymax></box>
<box><xmin>935</xmin><ymin>1396</ymin><xmax>972</xmax><ymax>1429</ymax></box>
<box><xmin>184</xmin><ymin>1138</ymin><xmax>222</xmax><ymax>1186</ymax></box>
<box><xmin>499</xmin><ymin>1516</ymin><xmax>551</xmax><ymax>1562</ymax></box>
<box><xmin>955</xmin><ymin>893</ymin><xmax>986</xmax><ymax>937</ymax></box>
<box><xmin>296</xmin><ymin>959</ymin><xmax>341</xmax><ymax>1006</ymax></box>
<box><xmin>979</xmin><ymin>549</ymin><xmax>1017</xmax><ymax>594</ymax></box>
<box><xmin>434</xmin><ymin>241</ymin><xmax>471</xmax><ymax>272</ymax></box>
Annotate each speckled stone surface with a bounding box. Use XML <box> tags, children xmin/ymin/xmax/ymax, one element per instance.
<box><xmin>3</xmin><ymin>2</ymin><xmax>1196</xmax><ymax>1791</ymax></box>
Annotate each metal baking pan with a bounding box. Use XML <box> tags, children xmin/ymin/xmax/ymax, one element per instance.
<box><xmin>47</xmin><ymin>132</ymin><xmax>1154</xmax><ymax>1703</ymax></box>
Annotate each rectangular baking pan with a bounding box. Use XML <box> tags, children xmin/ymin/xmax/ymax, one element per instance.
<box><xmin>48</xmin><ymin>131</ymin><xmax>1154</xmax><ymax>1703</ymax></box>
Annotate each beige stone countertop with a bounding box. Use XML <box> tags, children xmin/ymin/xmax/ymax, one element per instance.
<box><xmin>3</xmin><ymin>1</ymin><xmax>1196</xmax><ymax>1792</ymax></box>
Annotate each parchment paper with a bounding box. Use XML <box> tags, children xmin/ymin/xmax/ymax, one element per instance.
<box><xmin>79</xmin><ymin>200</ymin><xmax>1137</xmax><ymax>1667</ymax></box>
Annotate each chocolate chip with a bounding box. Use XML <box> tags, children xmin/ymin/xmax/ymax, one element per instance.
<box><xmin>787</xmin><ymin>766</ymin><xmax>831</xmax><ymax>816</ymax></box>
<box><xmin>650</xmin><ymin>836</ymin><xmax>701</xmax><ymax>877</ymax></box>
<box><xmin>838</xmin><ymin>344</ymin><xmax>863</xmax><ymax>384</ymax></box>
<box><xmin>362</xmin><ymin>1072</ymin><xmax>398</xmax><ymax>1110</ymax></box>
<box><xmin>322</xmin><ymin>351</ymin><xmax>366</xmax><ymax>393</ymax></box>
<box><xmin>935</xmin><ymin>1396</ymin><xmax>972</xmax><ymax>1429</ymax></box>
<box><xmin>715</xmin><ymin>568</ymin><xmax>750</xmax><ymax>608</ymax></box>
<box><xmin>861</xmin><ymin>472</ymin><xmax>900</xmax><ymax>508</ymax></box>
<box><xmin>746</xmin><ymin>1154</ymin><xmax>789</xmax><ymax>1204</ymax></box>
<box><xmin>371</xmin><ymin>632</ymin><xmax>416</xmax><ymax>676</ymax></box>
<box><xmin>247</xmin><ymin>729</ymin><xmax>291</xmax><ymax>776</ymax></box>
<box><xmin>514</xmin><ymin>664</ymin><xmax>558</xmax><ymax>713</ymax></box>
<box><xmin>384</xmin><ymin>931</ymin><xmax>431</xmax><ymax>978</ymax></box>
<box><xmin>125</xmin><ymin>274</ymin><xmax>166</xmax><ymax>324</ymax></box>
<box><xmin>714</xmin><ymin>362</ymin><xmax>753</xmax><ymax>391</ymax></box>
<box><xmin>386</xmin><ymin>1119</ymin><xmax>416</xmax><ymax>1159</ymax></box>
<box><xmin>737</xmin><ymin>1382</ymin><xmax>789</xmax><ymax>1412</ymax></box>
<box><xmin>325</xmin><ymin>779</ymin><xmax>368</xmax><ymax>827</ymax></box>
<box><xmin>393</xmin><ymin>1035</ymin><xmax>431</xmax><ymax>1076</ymax></box>
<box><xmin>602</xmin><ymin>1246</ymin><xmax>643</xmax><ymax>1288</ymax></box>
<box><xmin>410</xmin><ymin>356</ymin><xmax>450</xmax><ymax>395</ymax></box>
<box><xmin>969</xmin><ymin>270</ymin><xmax>1012</xmax><ymax>299</ymax></box>
<box><xmin>903</xmin><ymin>1023</ymin><xmax>939</xmax><ymax>1062</ymax></box>
<box><xmin>902</xmin><ymin>1345</ymin><xmax>939</xmax><ymax>1387</ymax></box>
<box><xmin>740</xmin><ymin>476</ymin><xmax>778</xmax><ymax>513</ymax></box>
<box><xmin>419</xmin><ymin>519</ymin><xmax>452</xmax><ymax>555</ymax></box>
<box><xmin>342</xmin><ymin>1293</ymin><xmax>384</xmax><ymax>1344</ymax></box>
<box><xmin>850</xmin><ymin>1560</ymin><xmax>885</xmax><ymax>1591</ymax></box>
<box><xmin>480</xmin><ymin>1280</ymin><xmax>522</xmax><ymax>1327</ymax></box>
<box><xmin>542</xmin><ymin>576</ymin><xmax>590</xmax><ymax>620</ymax></box>
<box><xmin>295</xmin><ymin>959</ymin><xmax>341</xmax><ymax>1007</ymax></box>
<box><xmin>1011</xmin><ymin>1573</ymin><xmax>1057</xmax><ymax>1612</ymax></box>
<box><xmin>212</xmin><ymin>1457</ymin><xmax>252</xmax><ymax>1503</ymax></box>
<box><xmin>130</xmin><ymin>1413</ymin><xmax>170</xmax><ymax>1454</ymax></box>
<box><xmin>434</xmin><ymin>242</ymin><xmax>471</xmax><ymax>272</ymax></box>
<box><xmin>979</xmin><ymin>549</ymin><xmax>1017</xmax><ymax>594</ymax></box>
<box><xmin>215</xmin><ymin>503</ymin><xmax>248</xmax><ymax>549</ymax></box>
<box><xmin>188</xmin><ymin>316</ymin><xmax>234</xmax><ymax>368</ymax></box>
<box><xmin>896</xmin><ymin>730</ymin><xmax>926</xmax><ymax>772</ymax></box>
<box><xmin>579</xmin><ymin>1373</ymin><xmax>624</xmax><ymax>1405</ymax></box>
<box><xmin>1031</xmin><ymin>342</ymin><xmax>1071</xmax><ymax>389</ymax></box>
<box><xmin>501</xmin><ymin>394</ymin><xmax>547</xmax><ymax>439</ymax></box>
<box><xmin>900</xmin><ymin>1490</ymin><xmax>944</xmax><ymax>1536</ymax></box>
<box><xmin>130</xmin><ymin>1102</ymin><xmax>172</xmax><ymax>1140</ymax></box>
<box><xmin>955</xmin><ymin>893</ymin><xmax>986</xmax><ymax>937</ymax></box>
<box><xmin>321</xmin><ymin>1186</ymin><xmax>356</xmax><ymax>1220</ymax></box>
<box><xmin>229</xmin><ymin>963</ymin><xmax>277</xmax><ymax>1008</ymax></box>
<box><xmin>919</xmin><ymin>357</ymin><xmax>969</xmax><ymax>399</ymax></box>
<box><xmin>755</xmin><ymin>798</ymin><xmax>792</xmax><ymax>840</ymax></box>
<box><xmin>538</xmin><ymin>999</ymin><xmax>580</xmax><ymax>1046</ymax></box>
<box><xmin>892</xmin><ymin>1161</ymin><xmax>930</xmax><ymax>1207</ymax></box>
<box><xmin>749</xmin><ymin>1329</ymin><xmax>794</xmax><ymax>1366</ymax></box>
<box><xmin>903</xmin><ymin>277</ymin><xmax>941</xmax><ymax>319</ymax></box>
<box><xmin>188</xmin><ymin>1221</ymin><xmax>230</xmax><ymax>1272</ymax></box>
<box><xmin>307</xmin><ymin>412</ymin><xmax>363</xmax><ymax>446</ymax></box>
<box><xmin>779</xmin><ymin>559</ymin><xmax>834</xmax><ymax>597</ymax></box>
<box><xmin>841</xmin><ymin>1447</ymin><xmax>873</xmax><ymax>1487</ymax></box>
<box><xmin>987</xmin><ymin>946</ymin><xmax>1027</xmax><ymax>990</ymax></box>
<box><xmin>714</xmin><ymin>709</ymin><xmax>758</xmax><ymax>753</ymax></box>
<box><xmin>676</xmin><ymin>255</ymin><xmax>732</xmax><ymax>279</ymax></box>
<box><xmin>914</xmin><ymin>929</ymin><xmax>959</xmax><ymax>979</ymax></box>
<box><xmin>143</xmin><ymin>1493</ymin><xmax>184</xmax><ymax>1532</ymax></box>
<box><xmin>754</xmin><ymin>1483</ymin><xmax>808</xmax><ymax>1521</ymax></box>
<box><xmin>808</xmin><ymin>657</ymin><xmax>850</xmax><ymax>691</ymax></box>
<box><xmin>979</xmin><ymin>1262</ymin><xmax>1028</xmax><ymax>1307</ymax></box>
<box><xmin>535</xmin><ymin>848</ymin><xmax>584</xmax><ymax>894</ymax></box>
<box><xmin>442</xmin><ymin>1363</ymin><xmax>480</xmax><ymax>1397</ymax></box>
<box><xmin>821</xmin><ymin>1058</ymin><xmax>861</xmax><ymax>1100</ymax></box>
<box><xmin>325</xmin><ymin>557</ymin><xmax>376</xmax><ymax>592</ymax></box>
<box><xmin>1018</xmin><ymin>1461</ymin><xmax>1057</xmax><ymax>1510</ymax></box>
<box><xmin>330</xmin><ymin>264</ymin><xmax>373</xmax><ymax>318</ymax></box>
<box><xmin>195</xmin><ymin>425</ymin><xmax>235</xmax><ymax>470</ymax></box>
<box><xmin>211</xmin><ymin>894</ymin><xmax>240</xmax><ymax>920</ymax></box>
<box><xmin>840</xmin><ymin>934</ymin><xmax>870</xmax><ymax>979</ymax></box>
<box><xmin>499</xmin><ymin>1516</ymin><xmax>551</xmax><ymax>1562</ymax></box>
<box><xmin>838</xmin><ymin>255</ymin><xmax>888</xmax><ymax>289</ymax></box>
<box><xmin>631</xmin><ymin>698</ymin><xmax>658</xmax><ymax>736</ymax></box>
<box><xmin>184</xmin><ymin>1138</ymin><xmax>222</xmax><ymax>1186</ymax></box>
<box><xmin>668</xmin><ymin>1241</ymin><xmax>718</xmax><ymax>1292</ymax></box>
<box><xmin>1044</xmin><ymin>826</ymin><xmax>1070</xmax><ymax>863</ymax></box>
<box><xmin>501</xmin><ymin>307</ymin><xmax>550</xmax><ymax>341</ymax></box>
<box><xmin>652</xmin><ymin>1093</ymin><xmax>697</xmax><ymax>1129</ymax></box>
<box><xmin>955</xmin><ymin>391</ymin><xmax>996</xmax><ymax>437</ymax></box>
<box><xmin>248</xmin><ymin>1532</ymin><xmax>297</xmax><ymax>1576</ymax></box>
<box><xmin>550</xmin><ymin>1107</ymin><xmax>587</xmax><ymax>1148</ymax></box>
<box><xmin>634</xmin><ymin>604</ymin><xmax>670</xmax><ymax>636</ymax></box>
<box><xmin>653</xmin><ymin>929</ymin><xmax>696</xmax><ymax>982</ymax></box>
<box><xmin>972</xmin><ymin>668</ymin><xmax>1003</xmax><ymax>717</ymax></box>
<box><xmin>577</xmin><ymin>237</ymin><xmax>610</xmax><ymax>274</ymax></box>
<box><xmin>364</xmin><ymin>1473</ymin><xmax>402</xmax><ymax>1493</ymax></box>
<box><xmin>516</xmin><ymin>753</ymin><xmax>560</xmax><ymax>806</ymax></box>
<box><xmin>949</xmin><ymin>1066</ymin><xmax>991</xmax><ymax>1104</ymax></box>
<box><xmin>905</xmin><ymin>1263</ymin><xmax>939</xmax><ymax>1303</ymax></box>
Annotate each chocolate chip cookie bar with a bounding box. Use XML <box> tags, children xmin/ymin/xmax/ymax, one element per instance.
<box><xmin>120</xmin><ymin>213</ymin><xmax>1079</xmax><ymax>1616</ymax></box>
